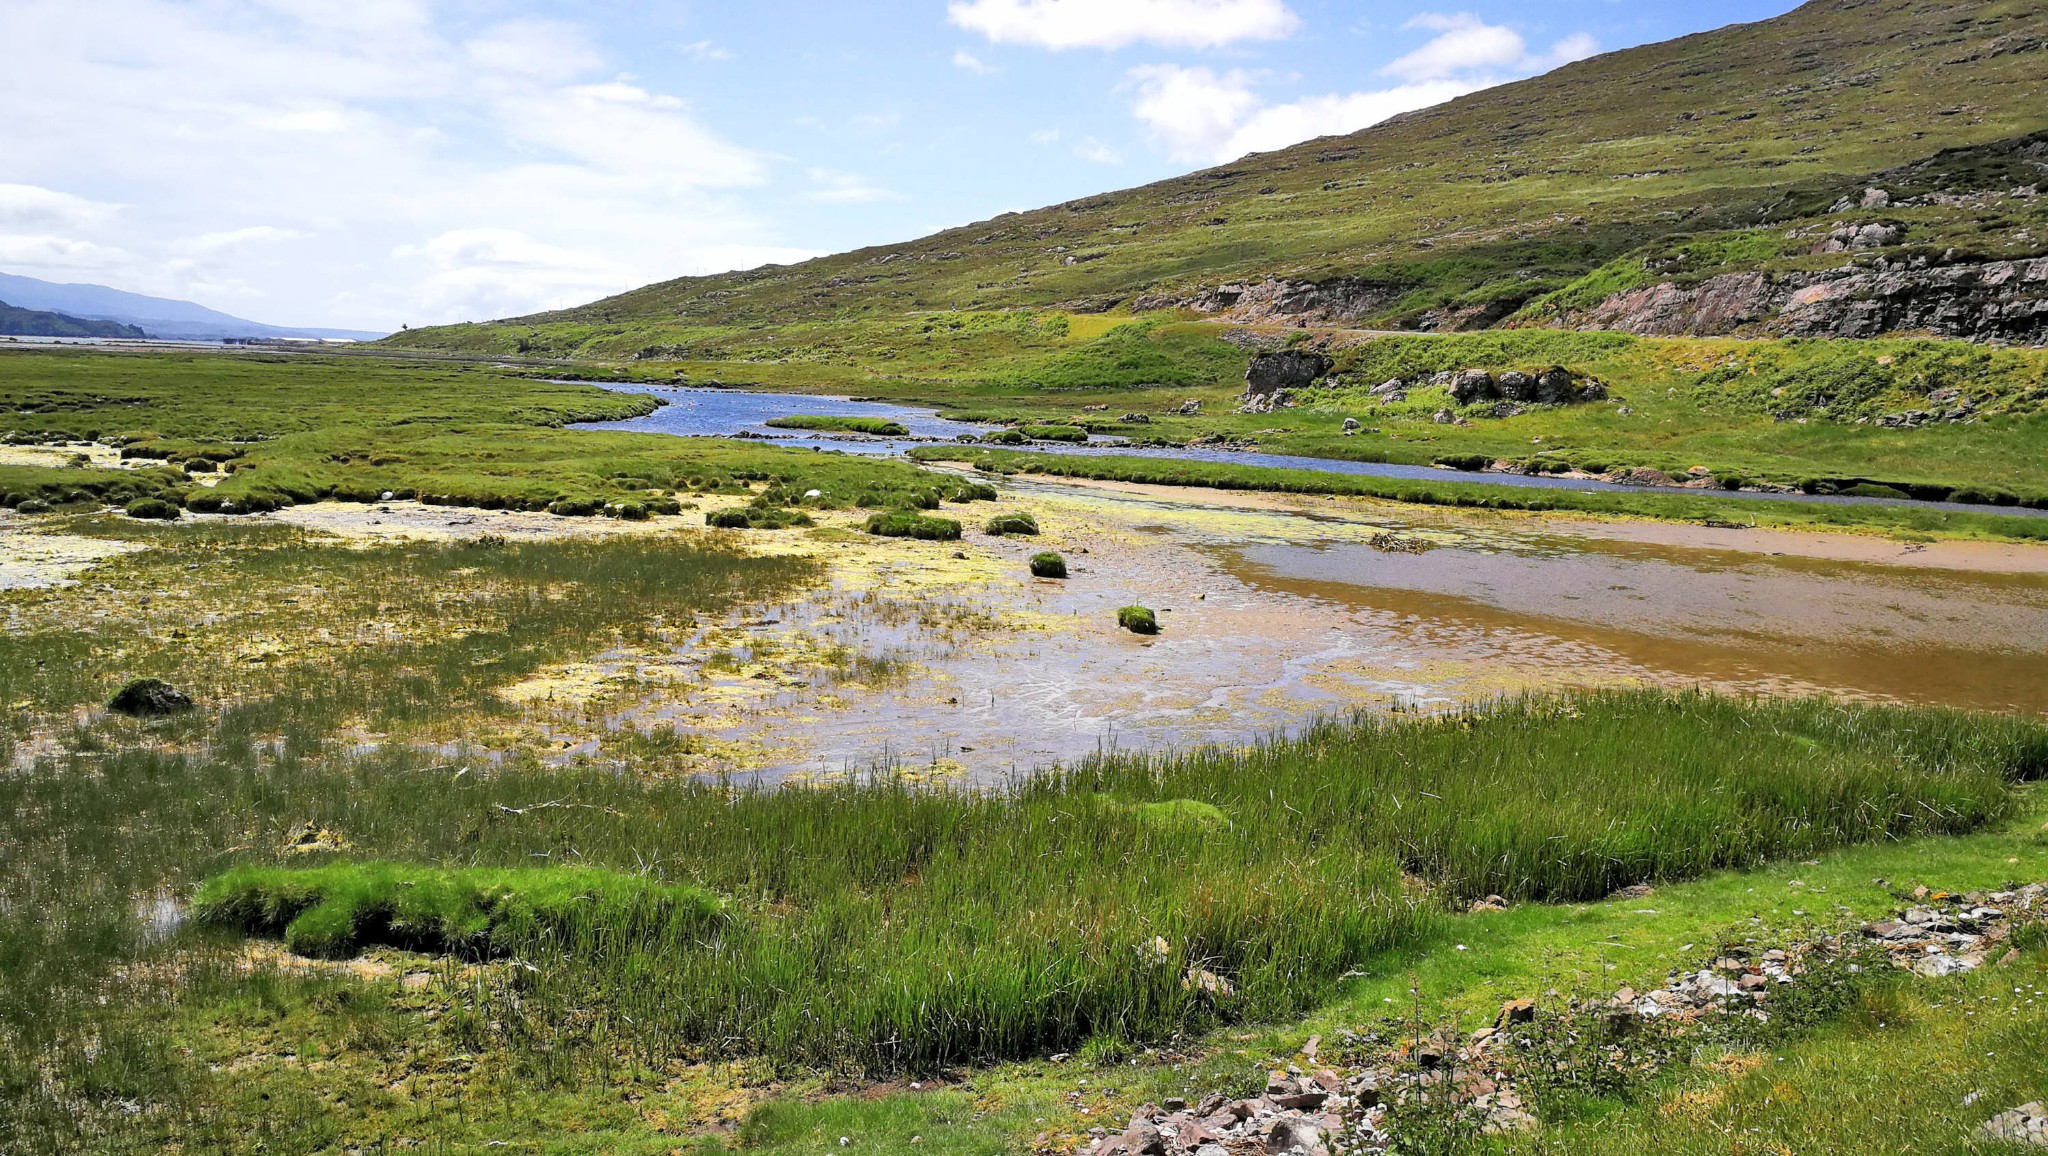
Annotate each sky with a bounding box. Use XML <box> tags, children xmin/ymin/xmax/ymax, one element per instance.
<box><xmin>0</xmin><ymin>0</ymin><xmax>1799</xmax><ymax>332</ymax></box>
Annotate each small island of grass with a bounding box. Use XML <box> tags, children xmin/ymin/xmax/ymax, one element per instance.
<box><xmin>765</xmin><ymin>415</ymin><xmax>910</xmax><ymax>437</ymax></box>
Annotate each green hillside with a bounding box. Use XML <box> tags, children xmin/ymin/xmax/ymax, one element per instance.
<box><xmin>395</xmin><ymin>0</ymin><xmax>2048</xmax><ymax>354</ymax></box>
<box><xmin>0</xmin><ymin>300</ymin><xmax>146</xmax><ymax>340</ymax></box>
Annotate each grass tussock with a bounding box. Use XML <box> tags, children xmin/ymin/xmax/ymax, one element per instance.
<box><xmin>984</xmin><ymin>512</ymin><xmax>1040</xmax><ymax>536</ymax></box>
<box><xmin>194</xmin><ymin>863</ymin><xmax>726</xmax><ymax>960</ymax></box>
<box><xmin>865</xmin><ymin>511</ymin><xmax>963</xmax><ymax>540</ymax></box>
<box><xmin>1029</xmin><ymin>551</ymin><xmax>1067</xmax><ymax>578</ymax></box>
<box><xmin>1118</xmin><ymin>605</ymin><xmax>1160</xmax><ymax>634</ymax></box>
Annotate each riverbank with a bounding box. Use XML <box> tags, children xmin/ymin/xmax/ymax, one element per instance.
<box><xmin>914</xmin><ymin>445</ymin><xmax>2048</xmax><ymax>544</ymax></box>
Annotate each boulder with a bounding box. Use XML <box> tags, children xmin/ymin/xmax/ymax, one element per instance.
<box><xmin>1451</xmin><ymin>369</ymin><xmax>1500</xmax><ymax>405</ymax></box>
<box><xmin>107</xmin><ymin>678</ymin><xmax>195</xmax><ymax>717</ymax></box>
<box><xmin>1245</xmin><ymin>351</ymin><xmax>1333</xmax><ymax>399</ymax></box>
<box><xmin>1534</xmin><ymin>367</ymin><xmax>1583</xmax><ymax>404</ymax></box>
<box><xmin>1497</xmin><ymin>370</ymin><xmax>1537</xmax><ymax>401</ymax></box>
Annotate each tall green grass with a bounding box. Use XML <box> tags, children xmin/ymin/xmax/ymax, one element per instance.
<box><xmin>6</xmin><ymin>690</ymin><xmax>2040</xmax><ymax>1114</ymax></box>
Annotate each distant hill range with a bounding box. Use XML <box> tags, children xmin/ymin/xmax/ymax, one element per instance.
<box><xmin>0</xmin><ymin>300</ymin><xmax>147</xmax><ymax>339</ymax></box>
<box><xmin>0</xmin><ymin>272</ymin><xmax>387</xmax><ymax>343</ymax></box>
<box><xmin>395</xmin><ymin>0</ymin><xmax>2048</xmax><ymax>354</ymax></box>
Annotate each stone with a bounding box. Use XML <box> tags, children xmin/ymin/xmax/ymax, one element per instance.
<box><xmin>1977</xmin><ymin>1102</ymin><xmax>2048</xmax><ymax>1147</ymax></box>
<box><xmin>1432</xmin><ymin>409</ymin><xmax>1458</xmax><ymax>425</ymax></box>
<box><xmin>1609</xmin><ymin>883</ymin><xmax>1657</xmax><ymax>901</ymax></box>
<box><xmin>1496</xmin><ymin>998</ymin><xmax>1537</xmax><ymax>1027</ymax></box>
<box><xmin>1177</xmin><ymin>399</ymin><xmax>1202</xmax><ymax>416</ymax></box>
<box><xmin>107</xmin><ymin>677</ymin><xmax>195</xmax><ymax>717</ymax></box>
<box><xmin>1342</xmin><ymin>418</ymin><xmax>1361</xmax><ymax>432</ymax></box>
<box><xmin>1861</xmin><ymin>187</ymin><xmax>1892</xmax><ymax>209</ymax></box>
<box><xmin>1497</xmin><ymin>370</ymin><xmax>1538</xmax><ymax>401</ymax></box>
<box><xmin>1263</xmin><ymin>1118</ymin><xmax>1329</xmax><ymax>1155</ymax></box>
<box><xmin>1245</xmin><ymin>351</ymin><xmax>1333</xmax><ymax>399</ymax></box>
<box><xmin>1119</xmin><ymin>413</ymin><xmax>1152</xmax><ymax>424</ymax></box>
<box><xmin>1451</xmin><ymin>369</ymin><xmax>1500</xmax><ymax>405</ymax></box>
<box><xmin>1534</xmin><ymin>367</ymin><xmax>1586</xmax><ymax>404</ymax></box>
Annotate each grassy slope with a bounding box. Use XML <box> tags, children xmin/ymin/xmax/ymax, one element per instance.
<box><xmin>394</xmin><ymin>0</ymin><xmax>2048</xmax><ymax>343</ymax></box>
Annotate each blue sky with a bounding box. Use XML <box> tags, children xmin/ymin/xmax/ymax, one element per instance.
<box><xmin>0</xmin><ymin>0</ymin><xmax>1796</xmax><ymax>331</ymax></box>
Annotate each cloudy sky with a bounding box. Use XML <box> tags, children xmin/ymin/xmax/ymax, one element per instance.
<box><xmin>0</xmin><ymin>0</ymin><xmax>1793</xmax><ymax>332</ymax></box>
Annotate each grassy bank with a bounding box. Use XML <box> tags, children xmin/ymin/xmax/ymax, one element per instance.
<box><xmin>4</xmin><ymin>690</ymin><xmax>2045</xmax><ymax>1150</ymax></box>
<box><xmin>913</xmin><ymin>445</ymin><xmax>2048</xmax><ymax>543</ymax></box>
<box><xmin>0</xmin><ymin>348</ymin><xmax>974</xmax><ymax>516</ymax></box>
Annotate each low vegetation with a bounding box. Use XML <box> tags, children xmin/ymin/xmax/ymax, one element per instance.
<box><xmin>1030</xmin><ymin>551</ymin><xmax>1067</xmax><ymax>578</ymax></box>
<box><xmin>1117</xmin><ymin>605</ymin><xmax>1161</xmax><ymax>635</ymax></box>
<box><xmin>194</xmin><ymin>863</ymin><xmax>727</xmax><ymax>961</ymax></box>
<box><xmin>864</xmin><ymin>510</ymin><xmax>963</xmax><ymax>540</ymax></box>
<box><xmin>920</xmin><ymin>446</ymin><xmax>2048</xmax><ymax>543</ymax></box>
<box><xmin>984</xmin><ymin>511</ymin><xmax>1039</xmax><ymax>536</ymax></box>
<box><xmin>763</xmin><ymin>415</ymin><xmax>909</xmax><ymax>437</ymax></box>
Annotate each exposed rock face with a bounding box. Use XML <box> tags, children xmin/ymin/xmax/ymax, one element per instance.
<box><xmin>1245</xmin><ymin>350</ymin><xmax>1334</xmax><ymax>398</ymax></box>
<box><xmin>1576</xmin><ymin>257</ymin><xmax>2048</xmax><ymax>343</ymax></box>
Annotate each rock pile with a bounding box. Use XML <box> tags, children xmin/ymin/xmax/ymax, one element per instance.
<box><xmin>1069</xmin><ymin>884</ymin><xmax>2044</xmax><ymax>1156</ymax></box>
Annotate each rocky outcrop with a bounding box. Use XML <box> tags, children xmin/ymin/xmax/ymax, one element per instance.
<box><xmin>1574</xmin><ymin>257</ymin><xmax>2048</xmax><ymax>344</ymax></box>
<box><xmin>1446</xmin><ymin>367</ymin><xmax>1606</xmax><ymax>406</ymax></box>
<box><xmin>1246</xmin><ymin>351</ymin><xmax>1332</xmax><ymax>398</ymax></box>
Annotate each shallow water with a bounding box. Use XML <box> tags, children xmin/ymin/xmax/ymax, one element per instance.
<box><xmin>579</xmin><ymin>382</ymin><xmax>2048</xmax><ymax>519</ymax></box>
<box><xmin>595</xmin><ymin>478</ymin><xmax>2048</xmax><ymax>783</ymax></box>
<box><xmin>571</xmin><ymin>383</ymin><xmax>1012</xmax><ymax>453</ymax></box>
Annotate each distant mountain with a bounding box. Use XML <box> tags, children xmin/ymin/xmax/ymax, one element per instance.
<box><xmin>0</xmin><ymin>300</ymin><xmax>148</xmax><ymax>339</ymax></box>
<box><xmin>0</xmin><ymin>272</ymin><xmax>387</xmax><ymax>343</ymax></box>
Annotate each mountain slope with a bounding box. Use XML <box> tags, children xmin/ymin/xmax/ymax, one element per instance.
<box><xmin>396</xmin><ymin>0</ymin><xmax>2048</xmax><ymax>355</ymax></box>
<box><xmin>0</xmin><ymin>273</ymin><xmax>387</xmax><ymax>342</ymax></box>
<box><xmin>0</xmin><ymin>300</ymin><xmax>146</xmax><ymax>339</ymax></box>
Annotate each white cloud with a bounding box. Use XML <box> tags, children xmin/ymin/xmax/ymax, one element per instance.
<box><xmin>953</xmin><ymin>49</ymin><xmax>994</xmax><ymax>74</ymax></box>
<box><xmin>171</xmin><ymin>226</ymin><xmax>306</xmax><ymax>255</ymax></box>
<box><xmin>1074</xmin><ymin>137</ymin><xmax>1123</xmax><ymax>165</ymax></box>
<box><xmin>1385</xmin><ymin>13</ymin><xmax>1598</xmax><ymax>82</ymax></box>
<box><xmin>0</xmin><ymin>185</ymin><xmax>123</xmax><ymax>232</ymax></box>
<box><xmin>1128</xmin><ymin>17</ymin><xmax>1597</xmax><ymax>164</ymax></box>
<box><xmin>948</xmin><ymin>0</ymin><xmax>1299</xmax><ymax>51</ymax></box>
<box><xmin>0</xmin><ymin>0</ymin><xmax>795</xmax><ymax>328</ymax></box>
<box><xmin>679</xmin><ymin>40</ymin><xmax>732</xmax><ymax>61</ymax></box>
<box><xmin>1031</xmin><ymin>128</ymin><xmax>1062</xmax><ymax>144</ymax></box>
<box><xmin>1128</xmin><ymin>65</ymin><xmax>1265</xmax><ymax>162</ymax></box>
<box><xmin>807</xmin><ymin>169</ymin><xmax>902</xmax><ymax>205</ymax></box>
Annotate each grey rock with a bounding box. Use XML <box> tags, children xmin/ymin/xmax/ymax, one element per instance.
<box><xmin>1451</xmin><ymin>369</ymin><xmax>1500</xmax><ymax>405</ymax></box>
<box><xmin>1245</xmin><ymin>351</ymin><xmax>1333</xmax><ymax>398</ymax></box>
<box><xmin>1977</xmin><ymin>1102</ymin><xmax>2048</xmax><ymax>1147</ymax></box>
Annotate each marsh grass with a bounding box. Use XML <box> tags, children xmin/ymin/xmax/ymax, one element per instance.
<box><xmin>764</xmin><ymin>415</ymin><xmax>909</xmax><ymax>437</ymax></box>
<box><xmin>3</xmin><ymin>688</ymin><xmax>2037</xmax><ymax>1140</ymax></box>
<box><xmin>918</xmin><ymin>447</ymin><xmax>2048</xmax><ymax>543</ymax></box>
<box><xmin>984</xmin><ymin>512</ymin><xmax>1040</xmax><ymax>536</ymax></box>
<box><xmin>864</xmin><ymin>511</ymin><xmax>964</xmax><ymax>540</ymax></box>
<box><xmin>0</xmin><ymin>521</ymin><xmax>818</xmax><ymax>739</ymax></box>
<box><xmin>193</xmin><ymin>863</ymin><xmax>726</xmax><ymax>960</ymax></box>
